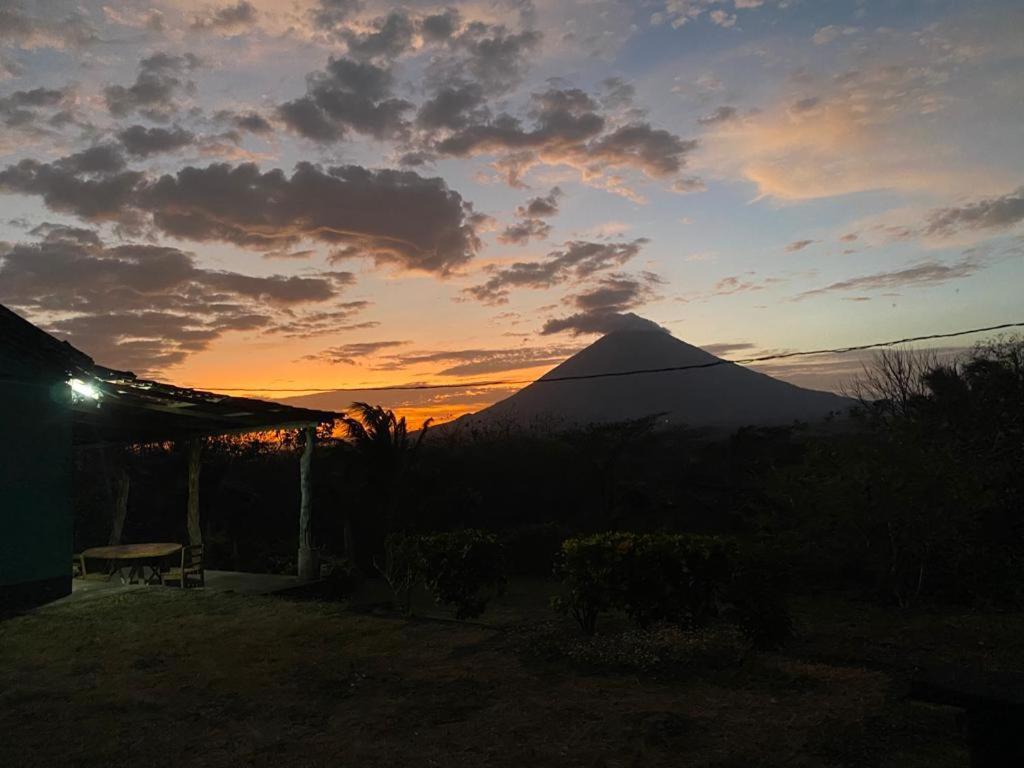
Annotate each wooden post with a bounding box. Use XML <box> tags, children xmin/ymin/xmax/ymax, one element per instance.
<box><xmin>186</xmin><ymin>439</ymin><xmax>202</xmax><ymax>547</ymax></box>
<box><xmin>297</xmin><ymin>426</ymin><xmax>317</xmax><ymax>580</ymax></box>
<box><xmin>108</xmin><ymin>464</ymin><xmax>130</xmax><ymax>546</ymax></box>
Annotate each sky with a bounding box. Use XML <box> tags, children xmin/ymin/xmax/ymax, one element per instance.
<box><xmin>1</xmin><ymin>0</ymin><xmax>1022</xmax><ymax>424</ymax></box>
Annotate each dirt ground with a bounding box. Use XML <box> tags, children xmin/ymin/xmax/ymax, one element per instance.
<box><xmin>3</xmin><ymin>582</ymin><xmax>1017</xmax><ymax>767</ymax></box>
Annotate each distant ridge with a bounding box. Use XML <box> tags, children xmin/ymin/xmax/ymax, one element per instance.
<box><xmin>455</xmin><ymin>326</ymin><xmax>854</xmax><ymax>429</ymax></box>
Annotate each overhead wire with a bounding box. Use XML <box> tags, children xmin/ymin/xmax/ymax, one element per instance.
<box><xmin>187</xmin><ymin>320</ymin><xmax>1024</xmax><ymax>395</ymax></box>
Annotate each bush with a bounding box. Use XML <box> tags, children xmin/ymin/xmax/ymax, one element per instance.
<box><xmin>728</xmin><ymin>552</ymin><xmax>793</xmax><ymax>650</ymax></box>
<box><xmin>413</xmin><ymin>530</ymin><xmax>508</xmax><ymax>619</ymax></box>
<box><xmin>375</xmin><ymin>535</ymin><xmax>421</xmax><ymax>614</ymax></box>
<box><xmin>552</xmin><ymin>532</ymin><xmax>737</xmax><ymax>634</ymax></box>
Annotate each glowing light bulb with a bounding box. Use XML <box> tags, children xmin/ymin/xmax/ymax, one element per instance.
<box><xmin>68</xmin><ymin>377</ymin><xmax>101</xmax><ymax>401</ymax></box>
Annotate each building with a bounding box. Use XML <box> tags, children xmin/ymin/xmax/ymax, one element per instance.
<box><xmin>0</xmin><ymin>304</ymin><xmax>337</xmax><ymax>611</ymax></box>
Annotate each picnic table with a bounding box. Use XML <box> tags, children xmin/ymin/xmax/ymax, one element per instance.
<box><xmin>81</xmin><ymin>543</ymin><xmax>183</xmax><ymax>585</ymax></box>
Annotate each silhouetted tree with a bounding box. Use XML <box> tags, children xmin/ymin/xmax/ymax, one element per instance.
<box><xmin>341</xmin><ymin>403</ymin><xmax>432</xmax><ymax>566</ymax></box>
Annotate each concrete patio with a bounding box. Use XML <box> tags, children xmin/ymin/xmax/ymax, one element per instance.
<box><xmin>51</xmin><ymin>570</ymin><xmax>304</xmax><ymax>608</ymax></box>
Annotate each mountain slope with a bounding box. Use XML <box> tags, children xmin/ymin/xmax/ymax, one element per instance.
<box><xmin>461</xmin><ymin>327</ymin><xmax>853</xmax><ymax>428</ymax></box>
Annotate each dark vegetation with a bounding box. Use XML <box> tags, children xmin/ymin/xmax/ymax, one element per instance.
<box><xmin>11</xmin><ymin>335</ymin><xmax>1019</xmax><ymax>765</ymax></box>
<box><xmin>73</xmin><ymin>336</ymin><xmax>1024</xmax><ymax>616</ymax></box>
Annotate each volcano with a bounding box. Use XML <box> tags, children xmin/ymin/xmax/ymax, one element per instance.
<box><xmin>460</xmin><ymin>326</ymin><xmax>853</xmax><ymax>429</ymax></box>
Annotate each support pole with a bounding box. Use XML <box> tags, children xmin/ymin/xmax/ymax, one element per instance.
<box><xmin>108</xmin><ymin>463</ymin><xmax>130</xmax><ymax>546</ymax></box>
<box><xmin>297</xmin><ymin>426</ymin><xmax>317</xmax><ymax>580</ymax></box>
<box><xmin>186</xmin><ymin>439</ymin><xmax>202</xmax><ymax>547</ymax></box>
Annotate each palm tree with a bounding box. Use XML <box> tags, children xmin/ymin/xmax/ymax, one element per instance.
<box><xmin>340</xmin><ymin>403</ymin><xmax>432</xmax><ymax>564</ymax></box>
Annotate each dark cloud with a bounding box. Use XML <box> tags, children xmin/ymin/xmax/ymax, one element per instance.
<box><xmin>0</xmin><ymin>1</ymin><xmax>98</xmax><ymax>49</ymax></box>
<box><xmin>465</xmin><ymin>239</ymin><xmax>647</xmax><ymax>304</ymax></box>
<box><xmin>416</xmin><ymin>82</ymin><xmax>489</xmax><ymax>131</ymax></box>
<box><xmin>498</xmin><ymin>217</ymin><xmax>550</xmax><ymax>245</ymax></box>
<box><xmin>518</xmin><ymin>187</ymin><xmax>562</xmax><ymax>218</ymax></box>
<box><xmin>697</xmin><ymin>106</ymin><xmax>738</xmax><ymax>126</ymax></box>
<box><xmin>0</xmin><ymin>149</ymin><xmax>141</xmax><ymax>220</ymax></box>
<box><xmin>139</xmin><ymin>162</ymin><xmax>481</xmax><ymax>273</ymax></box>
<box><xmin>542</xmin><ymin>311</ymin><xmax>666</xmax><ymax>337</ymax></box>
<box><xmin>0</xmin><ymin>86</ymin><xmax>74</xmax><ymax>133</ymax></box>
<box><xmin>343</xmin><ymin>11</ymin><xmax>414</xmax><ymax>60</ymax></box>
<box><xmin>267</xmin><ymin>302</ymin><xmax>374</xmax><ymax>338</ymax></box>
<box><xmin>839</xmin><ymin>232</ymin><xmax>858</xmax><ymax>242</ymax></box>
<box><xmin>421</xmin><ymin>9</ymin><xmax>461</xmax><ymax>42</ymax></box>
<box><xmin>539</xmin><ymin>269</ymin><xmax>666</xmax><ymax>335</ymax></box>
<box><xmin>379</xmin><ymin>343</ymin><xmax>581</xmax><ymax>376</ymax></box>
<box><xmin>117</xmin><ymin>125</ymin><xmax>196</xmax><ymax>157</ymax></box>
<box><xmin>309</xmin><ymin>0</ymin><xmax>363</xmax><ymax>33</ymax></box>
<box><xmin>103</xmin><ymin>52</ymin><xmax>202</xmax><ymax>121</ymax></box>
<box><xmin>231</xmin><ymin>111</ymin><xmax>273</xmax><ymax>134</ymax></box>
<box><xmin>452</xmin><ymin>23</ymin><xmax>541</xmax><ymax>95</ymax></box>
<box><xmin>1</xmin><ymin>154</ymin><xmax>482</xmax><ymax>274</ymax></box>
<box><xmin>795</xmin><ymin>254</ymin><xmax>985</xmax><ymax>300</ymax></box>
<box><xmin>433</xmin><ymin>87</ymin><xmax>696</xmax><ymax>185</ymax></box>
<box><xmin>925</xmin><ymin>187</ymin><xmax>1024</xmax><ymax>237</ymax></box>
<box><xmin>308</xmin><ymin>340</ymin><xmax>409</xmax><ymax>365</ymax></box>
<box><xmin>0</xmin><ymin>231</ymin><xmax>342</xmax><ymax>372</ymax></box>
<box><xmin>600</xmin><ymin>77</ymin><xmax>636</xmax><ymax>110</ymax></box>
<box><xmin>191</xmin><ymin>1</ymin><xmax>257</xmax><ymax>32</ymax></box>
<box><xmin>278</xmin><ymin>56</ymin><xmax>412</xmax><ymax>142</ymax></box>
<box><xmin>785</xmin><ymin>239</ymin><xmax>816</xmax><ymax>252</ymax></box>
<box><xmin>497</xmin><ymin>187</ymin><xmax>563</xmax><ymax>245</ymax></box>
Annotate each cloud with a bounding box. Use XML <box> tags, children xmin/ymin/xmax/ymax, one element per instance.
<box><xmin>0</xmin><ymin>149</ymin><xmax>142</xmax><ymax>220</ymax></box>
<box><xmin>785</xmin><ymin>239</ymin><xmax>815</xmax><ymax>252</ymax></box>
<box><xmin>103</xmin><ymin>52</ymin><xmax>202</xmax><ymax>121</ymax></box>
<box><xmin>278</xmin><ymin>57</ymin><xmax>412</xmax><ymax>142</ymax></box>
<box><xmin>0</xmin><ymin>229</ymin><xmax>343</xmax><ymax>372</ymax></box>
<box><xmin>795</xmin><ymin>254</ymin><xmax>986</xmax><ymax>300</ymax></box>
<box><xmin>0</xmin><ymin>85</ymin><xmax>79</xmax><ymax>140</ymax></box>
<box><xmin>190</xmin><ymin>1</ymin><xmax>257</xmax><ymax>33</ymax></box>
<box><xmin>812</xmin><ymin>25</ymin><xmax>859</xmax><ymax>46</ymax></box>
<box><xmin>498</xmin><ymin>218</ymin><xmax>550</xmax><ymax>245</ymax></box>
<box><xmin>701</xmin><ymin>341</ymin><xmax>758</xmax><ymax>357</ymax></box>
<box><xmin>541</xmin><ymin>271</ymin><xmax>664</xmax><ymax>336</ymax></box>
<box><xmin>117</xmin><ymin>125</ymin><xmax>196</xmax><ymax>157</ymax></box>
<box><xmin>432</xmin><ymin>86</ymin><xmax>697</xmax><ymax>189</ymax></box>
<box><xmin>0</xmin><ymin>155</ymin><xmax>483</xmax><ymax>275</ymax></box>
<box><xmin>378</xmin><ymin>343</ymin><xmax>582</xmax><ymax>377</ymax></box>
<box><xmin>0</xmin><ymin>1</ymin><xmax>98</xmax><ymax>49</ymax></box>
<box><xmin>308</xmin><ymin>340</ymin><xmax>409</xmax><ymax>365</ymax></box>
<box><xmin>416</xmin><ymin>82</ymin><xmax>489</xmax><ymax>131</ymax></box>
<box><xmin>498</xmin><ymin>186</ymin><xmax>563</xmax><ymax>244</ymax></box>
<box><xmin>698</xmin><ymin>25</ymin><xmax>1021</xmax><ymax>201</ymax></box>
<box><xmin>518</xmin><ymin>187</ymin><xmax>562</xmax><ymax>218</ymax></box>
<box><xmin>697</xmin><ymin>105</ymin><xmax>738</xmax><ymax>126</ymax></box>
<box><xmin>542</xmin><ymin>310</ymin><xmax>666</xmax><ymax>337</ymax></box>
<box><xmin>925</xmin><ymin>187</ymin><xmax>1024</xmax><ymax>237</ymax></box>
<box><xmin>309</xmin><ymin>0</ymin><xmax>362</xmax><ymax>32</ymax></box>
<box><xmin>465</xmin><ymin>238</ymin><xmax>648</xmax><ymax>303</ymax></box>
<box><xmin>342</xmin><ymin>11</ymin><xmax>414</xmax><ymax>61</ymax></box>
<box><xmin>421</xmin><ymin>9</ymin><xmax>461</xmax><ymax>42</ymax></box>
<box><xmin>266</xmin><ymin>303</ymin><xmax>376</xmax><ymax>338</ymax></box>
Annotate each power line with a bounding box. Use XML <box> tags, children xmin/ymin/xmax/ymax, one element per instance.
<box><xmin>191</xmin><ymin>321</ymin><xmax>1024</xmax><ymax>395</ymax></box>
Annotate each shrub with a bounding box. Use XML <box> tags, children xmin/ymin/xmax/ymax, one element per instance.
<box><xmin>375</xmin><ymin>534</ymin><xmax>422</xmax><ymax>614</ymax></box>
<box><xmin>415</xmin><ymin>530</ymin><xmax>507</xmax><ymax>619</ymax></box>
<box><xmin>728</xmin><ymin>552</ymin><xmax>793</xmax><ymax>650</ymax></box>
<box><xmin>553</xmin><ymin>532</ymin><xmax>737</xmax><ymax>634</ymax></box>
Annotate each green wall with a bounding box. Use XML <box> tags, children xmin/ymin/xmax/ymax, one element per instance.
<box><xmin>0</xmin><ymin>356</ymin><xmax>73</xmax><ymax>604</ymax></box>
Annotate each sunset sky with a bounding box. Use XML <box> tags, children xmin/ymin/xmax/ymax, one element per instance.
<box><xmin>1</xmin><ymin>0</ymin><xmax>1022</xmax><ymax>423</ymax></box>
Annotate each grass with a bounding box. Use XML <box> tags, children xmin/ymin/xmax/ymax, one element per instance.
<box><xmin>2</xmin><ymin>584</ymin><xmax>1015</xmax><ymax>767</ymax></box>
